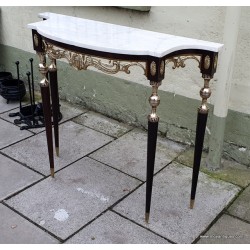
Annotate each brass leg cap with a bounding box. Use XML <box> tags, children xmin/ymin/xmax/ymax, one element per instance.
<box><xmin>55</xmin><ymin>147</ymin><xmax>59</xmax><ymax>157</ymax></box>
<box><xmin>50</xmin><ymin>168</ymin><xmax>55</xmax><ymax>178</ymax></box>
<box><xmin>145</xmin><ymin>212</ymin><xmax>150</xmax><ymax>223</ymax></box>
<box><xmin>190</xmin><ymin>199</ymin><xmax>195</xmax><ymax>209</ymax></box>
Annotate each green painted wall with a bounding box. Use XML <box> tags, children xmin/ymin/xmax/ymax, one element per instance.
<box><xmin>1</xmin><ymin>44</ymin><xmax>249</xmax><ymax>166</ymax></box>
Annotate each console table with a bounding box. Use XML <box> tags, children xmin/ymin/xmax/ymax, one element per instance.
<box><xmin>28</xmin><ymin>12</ymin><xmax>223</xmax><ymax>223</ymax></box>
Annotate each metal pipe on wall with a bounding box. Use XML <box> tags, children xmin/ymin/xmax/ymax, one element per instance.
<box><xmin>207</xmin><ymin>6</ymin><xmax>242</xmax><ymax>169</ymax></box>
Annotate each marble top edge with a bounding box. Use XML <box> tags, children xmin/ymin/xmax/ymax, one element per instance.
<box><xmin>28</xmin><ymin>12</ymin><xmax>223</xmax><ymax>57</ymax></box>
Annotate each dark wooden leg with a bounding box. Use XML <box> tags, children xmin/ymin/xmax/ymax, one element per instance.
<box><xmin>190</xmin><ymin>76</ymin><xmax>211</xmax><ymax>208</ymax></box>
<box><xmin>49</xmin><ymin>59</ymin><xmax>59</xmax><ymax>157</ymax></box>
<box><xmin>145</xmin><ymin>81</ymin><xmax>161</xmax><ymax>223</ymax></box>
<box><xmin>146</xmin><ymin>120</ymin><xmax>159</xmax><ymax>223</ymax></box>
<box><xmin>41</xmin><ymin>85</ymin><xmax>54</xmax><ymax>177</ymax></box>
<box><xmin>38</xmin><ymin>52</ymin><xmax>55</xmax><ymax>177</ymax></box>
<box><xmin>190</xmin><ymin>112</ymin><xmax>208</xmax><ymax>208</ymax></box>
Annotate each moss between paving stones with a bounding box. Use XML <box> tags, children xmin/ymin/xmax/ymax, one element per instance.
<box><xmin>176</xmin><ymin>148</ymin><xmax>250</xmax><ymax>188</ymax></box>
<box><xmin>227</xmin><ymin>185</ymin><xmax>250</xmax><ymax>223</ymax></box>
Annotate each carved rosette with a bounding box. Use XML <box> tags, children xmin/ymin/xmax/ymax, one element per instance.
<box><xmin>43</xmin><ymin>41</ymin><xmax>146</xmax><ymax>75</ymax></box>
<box><xmin>213</xmin><ymin>55</ymin><xmax>218</xmax><ymax>70</ymax></box>
<box><xmin>150</xmin><ymin>61</ymin><xmax>157</xmax><ymax>76</ymax></box>
<box><xmin>204</xmin><ymin>55</ymin><xmax>211</xmax><ymax>70</ymax></box>
<box><xmin>33</xmin><ymin>34</ymin><xmax>39</xmax><ymax>47</ymax></box>
<box><xmin>160</xmin><ymin>60</ymin><xmax>165</xmax><ymax>76</ymax></box>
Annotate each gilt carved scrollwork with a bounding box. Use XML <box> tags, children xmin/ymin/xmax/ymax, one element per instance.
<box><xmin>43</xmin><ymin>41</ymin><xmax>146</xmax><ymax>75</ymax></box>
<box><xmin>165</xmin><ymin>55</ymin><xmax>201</xmax><ymax>69</ymax></box>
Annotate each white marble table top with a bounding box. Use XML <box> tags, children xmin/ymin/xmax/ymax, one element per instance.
<box><xmin>28</xmin><ymin>12</ymin><xmax>223</xmax><ymax>58</ymax></box>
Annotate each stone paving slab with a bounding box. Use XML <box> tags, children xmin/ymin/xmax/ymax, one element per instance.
<box><xmin>227</xmin><ymin>185</ymin><xmax>250</xmax><ymax>223</ymax></box>
<box><xmin>6</xmin><ymin>157</ymin><xmax>141</xmax><ymax>240</ymax></box>
<box><xmin>90</xmin><ymin>129</ymin><xmax>186</xmax><ymax>181</ymax></box>
<box><xmin>113</xmin><ymin>162</ymin><xmax>240</xmax><ymax>244</ymax></box>
<box><xmin>0</xmin><ymin>96</ymin><xmax>19</xmax><ymax>114</ymax></box>
<box><xmin>0</xmin><ymin>118</ymin><xmax>33</xmax><ymax>149</ymax></box>
<box><xmin>0</xmin><ymin>100</ymin><xmax>87</xmax><ymax>134</ymax></box>
<box><xmin>73</xmin><ymin>111</ymin><xmax>133</xmax><ymax>138</ymax></box>
<box><xmin>0</xmin><ymin>204</ymin><xmax>58</xmax><ymax>244</ymax></box>
<box><xmin>197</xmin><ymin>214</ymin><xmax>250</xmax><ymax>244</ymax></box>
<box><xmin>1</xmin><ymin>121</ymin><xmax>113</xmax><ymax>176</ymax></box>
<box><xmin>176</xmin><ymin>147</ymin><xmax>250</xmax><ymax>188</ymax></box>
<box><xmin>0</xmin><ymin>154</ymin><xmax>43</xmax><ymax>201</ymax></box>
<box><xmin>66</xmin><ymin>210</ymin><xmax>169</xmax><ymax>244</ymax></box>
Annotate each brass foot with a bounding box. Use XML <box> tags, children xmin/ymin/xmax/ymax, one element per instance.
<box><xmin>190</xmin><ymin>199</ymin><xmax>195</xmax><ymax>209</ymax></box>
<box><xmin>145</xmin><ymin>212</ymin><xmax>150</xmax><ymax>223</ymax></box>
<box><xmin>55</xmin><ymin>147</ymin><xmax>59</xmax><ymax>157</ymax></box>
<box><xmin>50</xmin><ymin>168</ymin><xmax>55</xmax><ymax>178</ymax></box>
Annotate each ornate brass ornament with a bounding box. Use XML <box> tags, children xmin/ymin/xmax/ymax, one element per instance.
<box><xmin>33</xmin><ymin>34</ymin><xmax>39</xmax><ymax>47</ymax></box>
<box><xmin>165</xmin><ymin>55</ymin><xmax>200</xmax><ymax>69</ymax></box>
<box><xmin>160</xmin><ymin>60</ymin><xmax>165</xmax><ymax>76</ymax></box>
<box><xmin>148</xmin><ymin>81</ymin><xmax>161</xmax><ymax>122</ymax></box>
<box><xmin>37</xmin><ymin>52</ymin><xmax>49</xmax><ymax>87</ymax></box>
<box><xmin>150</xmin><ymin>61</ymin><xmax>157</xmax><ymax>76</ymax></box>
<box><xmin>204</xmin><ymin>55</ymin><xmax>210</xmax><ymax>70</ymax></box>
<box><xmin>37</xmin><ymin>52</ymin><xmax>46</xmax><ymax>66</ymax></box>
<box><xmin>198</xmin><ymin>76</ymin><xmax>211</xmax><ymax>114</ymax></box>
<box><xmin>48</xmin><ymin>58</ymin><xmax>57</xmax><ymax>72</ymax></box>
<box><xmin>214</xmin><ymin>55</ymin><xmax>218</xmax><ymax>70</ymax></box>
<box><xmin>43</xmin><ymin>41</ymin><xmax>146</xmax><ymax>75</ymax></box>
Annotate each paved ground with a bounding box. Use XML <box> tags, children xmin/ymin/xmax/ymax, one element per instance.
<box><xmin>0</xmin><ymin>97</ymin><xmax>250</xmax><ymax>244</ymax></box>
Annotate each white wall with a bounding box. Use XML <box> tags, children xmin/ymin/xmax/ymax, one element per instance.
<box><xmin>0</xmin><ymin>6</ymin><xmax>249</xmax><ymax>114</ymax></box>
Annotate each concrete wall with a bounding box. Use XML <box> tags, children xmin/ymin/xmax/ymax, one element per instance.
<box><xmin>1</xmin><ymin>6</ymin><xmax>250</xmax><ymax>166</ymax></box>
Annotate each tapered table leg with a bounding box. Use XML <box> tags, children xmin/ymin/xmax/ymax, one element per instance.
<box><xmin>190</xmin><ymin>112</ymin><xmax>208</xmax><ymax>208</ymax></box>
<box><xmin>41</xmin><ymin>85</ymin><xmax>54</xmax><ymax>177</ymax></box>
<box><xmin>38</xmin><ymin>52</ymin><xmax>55</xmax><ymax>177</ymax></box>
<box><xmin>49</xmin><ymin>59</ymin><xmax>59</xmax><ymax>157</ymax></box>
<box><xmin>190</xmin><ymin>76</ymin><xmax>211</xmax><ymax>208</ymax></box>
<box><xmin>146</xmin><ymin>120</ymin><xmax>159</xmax><ymax>223</ymax></box>
<box><xmin>145</xmin><ymin>81</ymin><xmax>161</xmax><ymax>223</ymax></box>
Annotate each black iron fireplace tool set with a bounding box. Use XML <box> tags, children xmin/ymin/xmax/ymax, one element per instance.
<box><xmin>0</xmin><ymin>58</ymin><xmax>62</xmax><ymax>130</ymax></box>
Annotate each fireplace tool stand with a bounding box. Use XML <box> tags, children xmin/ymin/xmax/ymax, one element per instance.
<box><xmin>9</xmin><ymin>59</ymin><xmax>62</xmax><ymax>130</ymax></box>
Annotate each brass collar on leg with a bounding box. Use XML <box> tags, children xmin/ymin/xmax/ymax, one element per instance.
<box><xmin>55</xmin><ymin>147</ymin><xmax>59</xmax><ymax>157</ymax></box>
<box><xmin>198</xmin><ymin>77</ymin><xmax>211</xmax><ymax>114</ymax></box>
<box><xmin>190</xmin><ymin>199</ymin><xmax>195</xmax><ymax>209</ymax></box>
<box><xmin>145</xmin><ymin>212</ymin><xmax>150</xmax><ymax>223</ymax></box>
<box><xmin>148</xmin><ymin>81</ymin><xmax>161</xmax><ymax>123</ymax></box>
<box><xmin>50</xmin><ymin>168</ymin><xmax>55</xmax><ymax>178</ymax></box>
